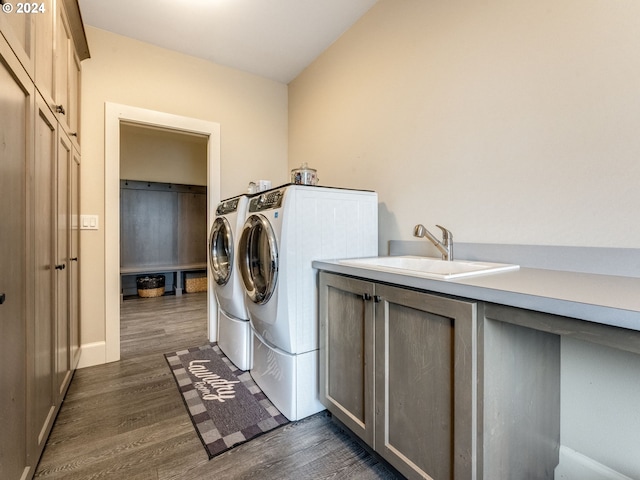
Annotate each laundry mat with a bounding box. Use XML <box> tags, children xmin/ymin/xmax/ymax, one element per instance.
<box><xmin>164</xmin><ymin>343</ymin><xmax>289</xmax><ymax>459</ymax></box>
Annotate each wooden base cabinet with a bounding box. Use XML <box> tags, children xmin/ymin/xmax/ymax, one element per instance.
<box><xmin>319</xmin><ymin>272</ymin><xmax>565</xmax><ymax>480</ymax></box>
<box><xmin>319</xmin><ymin>272</ymin><xmax>479</xmax><ymax>480</ymax></box>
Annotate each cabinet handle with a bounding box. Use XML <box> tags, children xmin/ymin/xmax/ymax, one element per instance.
<box><xmin>362</xmin><ymin>293</ymin><xmax>372</xmax><ymax>301</ymax></box>
<box><xmin>70</xmin><ymin>132</ymin><xmax>78</xmax><ymax>137</ymax></box>
<box><xmin>0</xmin><ymin>293</ymin><xmax>5</xmax><ymax>305</ymax></box>
<box><xmin>71</xmin><ymin>257</ymin><xmax>78</xmax><ymax>262</ymax></box>
<box><xmin>55</xmin><ymin>264</ymin><xmax>66</xmax><ymax>270</ymax></box>
<box><xmin>55</xmin><ymin>105</ymin><xmax>66</xmax><ymax>115</ymax></box>
<box><xmin>373</xmin><ymin>295</ymin><xmax>381</xmax><ymax>303</ymax></box>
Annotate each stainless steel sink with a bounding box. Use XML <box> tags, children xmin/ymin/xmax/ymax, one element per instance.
<box><xmin>337</xmin><ymin>255</ymin><xmax>519</xmax><ymax>280</ymax></box>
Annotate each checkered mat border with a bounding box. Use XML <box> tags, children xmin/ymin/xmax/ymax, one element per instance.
<box><xmin>165</xmin><ymin>343</ymin><xmax>289</xmax><ymax>459</ymax></box>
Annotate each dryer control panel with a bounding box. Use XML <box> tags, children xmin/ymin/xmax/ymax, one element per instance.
<box><xmin>249</xmin><ymin>189</ymin><xmax>284</xmax><ymax>212</ymax></box>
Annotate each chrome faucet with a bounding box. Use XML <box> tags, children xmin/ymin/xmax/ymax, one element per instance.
<box><xmin>413</xmin><ymin>224</ymin><xmax>453</xmax><ymax>261</ymax></box>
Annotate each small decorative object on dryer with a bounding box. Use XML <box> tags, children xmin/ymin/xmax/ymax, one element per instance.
<box><xmin>290</xmin><ymin>163</ymin><xmax>319</xmax><ymax>185</ymax></box>
<box><xmin>257</xmin><ymin>180</ymin><xmax>272</xmax><ymax>191</ymax></box>
<box><xmin>248</xmin><ymin>180</ymin><xmax>272</xmax><ymax>193</ymax></box>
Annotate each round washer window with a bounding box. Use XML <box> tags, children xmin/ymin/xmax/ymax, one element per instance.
<box><xmin>209</xmin><ymin>217</ymin><xmax>233</xmax><ymax>286</ymax></box>
<box><xmin>238</xmin><ymin>214</ymin><xmax>278</xmax><ymax>304</ymax></box>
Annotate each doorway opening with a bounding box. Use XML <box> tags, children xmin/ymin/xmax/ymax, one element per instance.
<box><xmin>119</xmin><ymin>124</ymin><xmax>208</xmax><ymax>299</ymax></box>
<box><xmin>105</xmin><ymin>103</ymin><xmax>220</xmax><ymax>363</ymax></box>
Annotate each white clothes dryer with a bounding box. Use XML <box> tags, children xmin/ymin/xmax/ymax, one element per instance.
<box><xmin>238</xmin><ymin>184</ymin><xmax>378</xmax><ymax>420</ymax></box>
<box><xmin>209</xmin><ymin>194</ymin><xmax>252</xmax><ymax>370</ymax></box>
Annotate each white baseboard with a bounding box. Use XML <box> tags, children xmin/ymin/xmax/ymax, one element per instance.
<box><xmin>555</xmin><ymin>446</ymin><xmax>634</xmax><ymax>480</ymax></box>
<box><xmin>77</xmin><ymin>341</ymin><xmax>107</xmax><ymax>368</ymax></box>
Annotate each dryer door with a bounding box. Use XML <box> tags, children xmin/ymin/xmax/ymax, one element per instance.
<box><xmin>209</xmin><ymin>216</ymin><xmax>233</xmax><ymax>286</ymax></box>
<box><xmin>238</xmin><ymin>214</ymin><xmax>278</xmax><ymax>305</ymax></box>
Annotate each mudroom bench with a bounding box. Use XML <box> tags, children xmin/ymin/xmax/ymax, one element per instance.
<box><xmin>120</xmin><ymin>263</ymin><xmax>207</xmax><ymax>300</ymax></box>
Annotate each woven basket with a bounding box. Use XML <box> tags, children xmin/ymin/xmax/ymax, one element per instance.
<box><xmin>185</xmin><ymin>275</ymin><xmax>207</xmax><ymax>293</ymax></box>
<box><xmin>138</xmin><ymin>286</ymin><xmax>165</xmax><ymax>298</ymax></box>
<box><xmin>137</xmin><ymin>275</ymin><xmax>165</xmax><ymax>298</ymax></box>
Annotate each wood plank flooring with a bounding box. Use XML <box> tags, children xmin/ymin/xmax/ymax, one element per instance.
<box><xmin>34</xmin><ymin>292</ymin><xmax>401</xmax><ymax>479</ymax></box>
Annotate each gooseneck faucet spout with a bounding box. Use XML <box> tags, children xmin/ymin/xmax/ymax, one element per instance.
<box><xmin>413</xmin><ymin>224</ymin><xmax>454</xmax><ymax>261</ymax></box>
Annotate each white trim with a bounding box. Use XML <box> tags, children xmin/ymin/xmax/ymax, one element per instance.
<box><xmin>104</xmin><ymin>103</ymin><xmax>220</xmax><ymax>363</ymax></box>
<box><xmin>77</xmin><ymin>342</ymin><xmax>105</xmax><ymax>369</ymax></box>
<box><xmin>555</xmin><ymin>446</ymin><xmax>634</xmax><ymax>480</ymax></box>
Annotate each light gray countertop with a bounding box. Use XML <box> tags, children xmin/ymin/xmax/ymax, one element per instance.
<box><xmin>312</xmin><ymin>259</ymin><xmax>640</xmax><ymax>332</ymax></box>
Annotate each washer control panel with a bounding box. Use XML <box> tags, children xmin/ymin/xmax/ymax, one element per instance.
<box><xmin>249</xmin><ymin>189</ymin><xmax>284</xmax><ymax>212</ymax></box>
<box><xmin>216</xmin><ymin>197</ymin><xmax>240</xmax><ymax>215</ymax></box>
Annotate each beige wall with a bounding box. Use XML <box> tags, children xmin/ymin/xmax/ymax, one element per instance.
<box><xmin>120</xmin><ymin>124</ymin><xmax>208</xmax><ymax>185</ymax></box>
<box><xmin>289</xmin><ymin>4</ymin><xmax>640</xmax><ymax>475</ymax></box>
<box><xmin>80</xmin><ymin>26</ymin><xmax>288</xmax><ymax>351</ymax></box>
<box><xmin>289</xmin><ymin>0</ymin><xmax>640</xmax><ymax>253</ymax></box>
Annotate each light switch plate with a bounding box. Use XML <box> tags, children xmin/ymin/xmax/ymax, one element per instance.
<box><xmin>80</xmin><ymin>214</ymin><xmax>99</xmax><ymax>230</ymax></box>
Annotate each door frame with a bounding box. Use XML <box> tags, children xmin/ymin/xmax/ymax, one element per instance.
<box><xmin>104</xmin><ymin>103</ymin><xmax>220</xmax><ymax>363</ymax></box>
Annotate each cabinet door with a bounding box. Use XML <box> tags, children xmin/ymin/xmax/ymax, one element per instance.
<box><xmin>34</xmin><ymin>0</ymin><xmax>56</xmax><ymax>105</ymax></box>
<box><xmin>318</xmin><ymin>272</ymin><xmax>376</xmax><ymax>447</ymax></box>
<box><xmin>0</xmin><ymin>1</ymin><xmax>35</xmax><ymax>74</ymax></box>
<box><xmin>69</xmin><ymin>149</ymin><xmax>81</xmax><ymax>369</ymax></box>
<box><xmin>68</xmin><ymin>51</ymin><xmax>80</xmax><ymax>145</ymax></box>
<box><xmin>53</xmin><ymin>1</ymin><xmax>81</xmax><ymax>145</ymax></box>
<box><xmin>0</xmin><ymin>37</ymin><xmax>33</xmax><ymax>480</ymax></box>
<box><xmin>55</xmin><ymin>132</ymin><xmax>72</xmax><ymax>399</ymax></box>
<box><xmin>374</xmin><ymin>285</ymin><xmax>478</xmax><ymax>480</ymax></box>
<box><xmin>54</xmin><ymin>2</ymin><xmax>71</xmax><ymax>131</ymax></box>
<box><xmin>31</xmin><ymin>93</ymin><xmax>57</xmax><ymax>459</ymax></box>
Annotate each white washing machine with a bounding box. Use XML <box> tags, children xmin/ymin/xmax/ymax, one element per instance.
<box><xmin>209</xmin><ymin>194</ymin><xmax>252</xmax><ymax>370</ymax></box>
<box><xmin>238</xmin><ymin>184</ymin><xmax>378</xmax><ymax>420</ymax></box>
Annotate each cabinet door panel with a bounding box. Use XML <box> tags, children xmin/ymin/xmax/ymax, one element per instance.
<box><xmin>389</xmin><ymin>302</ymin><xmax>453</xmax><ymax>478</ymax></box>
<box><xmin>0</xmin><ymin>5</ymin><xmax>34</xmax><ymax>74</ymax></box>
<box><xmin>319</xmin><ymin>272</ymin><xmax>375</xmax><ymax>447</ymax></box>
<box><xmin>56</xmin><ymin>132</ymin><xmax>72</xmax><ymax>399</ymax></box>
<box><xmin>53</xmin><ymin>2</ymin><xmax>82</xmax><ymax>144</ymax></box>
<box><xmin>68</xmin><ymin>52</ymin><xmax>80</xmax><ymax>142</ymax></box>
<box><xmin>375</xmin><ymin>285</ymin><xmax>477</xmax><ymax>480</ymax></box>
<box><xmin>32</xmin><ymin>94</ymin><xmax>57</xmax><ymax>455</ymax></box>
<box><xmin>0</xmin><ymin>38</ymin><xmax>32</xmax><ymax>480</ymax></box>
<box><xmin>55</xmin><ymin>3</ymin><xmax>70</xmax><ymax>129</ymax></box>
<box><xmin>34</xmin><ymin>0</ymin><xmax>56</xmax><ymax>105</ymax></box>
<box><xmin>69</xmin><ymin>151</ymin><xmax>80</xmax><ymax>368</ymax></box>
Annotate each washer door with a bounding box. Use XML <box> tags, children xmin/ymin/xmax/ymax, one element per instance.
<box><xmin>238</xmin><ymin>214</ymin><xmax>278</xmax><ymax>305</ymax></box>
<box><xmin>209</xmin><ymin>217</ymin><xmax>233</xmax><ymax>286</ymax></box>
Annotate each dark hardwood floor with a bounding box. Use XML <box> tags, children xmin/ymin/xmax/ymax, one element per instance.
<box><xmin>34</xmin><ymin>292</ymin><xmax>400</xmax><ymax>479</ymax></box>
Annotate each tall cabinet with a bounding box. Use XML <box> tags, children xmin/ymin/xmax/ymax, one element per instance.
<box><xmin>0</xmin><ymin>2</ymin><xmax>89</xmax><ymax>478</ymax></box>
<box><xmin>0</xmin><ymin>33</ymin><xmax>33</xmax><ymax>480</ymax></box>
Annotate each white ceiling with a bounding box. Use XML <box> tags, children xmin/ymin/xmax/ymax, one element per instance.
<box><xmin>77</xmin><ymin>0</ymin><xmax>379</xmax><ymax>84</ymax></box>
